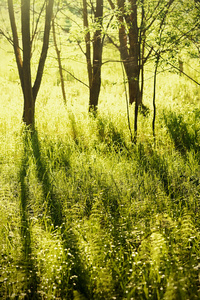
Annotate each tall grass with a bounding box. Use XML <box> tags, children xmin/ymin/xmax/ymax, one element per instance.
<box><xmin>0</xmin><ymin>40</ymin><xmax>200</xmax><ymax>299</ymax></box>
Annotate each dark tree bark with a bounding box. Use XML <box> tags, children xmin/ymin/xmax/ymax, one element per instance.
<box><xmin>83</xmin><ymin>0</ymin><xmax>104</xmax><ymax>112</ymax></box>
<box><xmin>83</xmin><ymin>0</ymin><xmax>92</xmax><ymax>88</ymax></box>
<box><xmin>21</xmin><ymin>0</ymin><xmax>34</xmax><ymax>125</ymax></box>
<box><xmin>125</xmin><ymin>0</ymin><xmax>141</xmax><ymax>105</ymax></box>
<box><xmin>140</xmin><ymin>0</ymin><xmax>145</xmax><ymax>103</ymax></box>
<box><xmin>32</xmin><ymin>0</ymin><xmax>54</xmax><ymax>100</ymax></box>
<box><xmin>108</xmin><ymin>0</ymin><xmax>141</xmax><ymax>105</ymax></box>
<box><xmin>89</xmin><ymin>0</ymin><xmax>103</xmax><ymax>111</ymax></box>
<box><xmin>8</xmin><ymin>0</ymin><xmax>54</xmax><ymax>128</ymax></box>
<box><xmin>152</xmin><ymin>53</ymin><xmax>160</xmax><ymax>140</ymax></box>
<box><xmin>108</xmin><ymin>0</ymin><xmax>141</xmax><ymax>142</ymax></box>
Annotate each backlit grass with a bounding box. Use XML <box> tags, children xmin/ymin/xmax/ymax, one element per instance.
<box><xmin>0</xmin><ymin>39</ymin><xmax>200</xmax><ymax>299</ymax></box>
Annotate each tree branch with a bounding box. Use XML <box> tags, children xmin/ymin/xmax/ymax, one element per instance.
<box><xmin>31</xmin><ymin>0</ymin><xmax>46</xmax><ymax>47</ymax></box>
<box><xmin>7</xmin><ymin>0</ymin><xmax>24</xmax><ymax>90</ymax></box>
<box><xmin>33</xmin><ymin>0</ymin><xmax>54</xmax><ymax>101</ymax></box>
<box><xmin>62</xmin><ymin>67</ymin><xmax>89</xmax><ymax>88</ymax></box>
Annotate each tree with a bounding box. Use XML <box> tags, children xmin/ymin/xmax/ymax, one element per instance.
<box><xmin>83</xmin><ymin>0</ymin><xmax>104</xmax><ymax>112</ymax></box>
<box><xmin>172</xmin><ymin>0</ymin><xmax>200</xmax><ymax>58</ymax></box>
<box><xmin>108</xmin><ymin>0</ymin><xmax>141</xmax><ymax>106</ymax></box>
<box><xmin>52</xmin><ymin>0</ymin><xmax>104</xmax><ymax>112</ymax></box>
<box><xmin>7</xmin><ymin>0</ymin><xmax>54</xmax><ymax>128</ymax></box>
<box><xmin>106</xmin><ymin>0</ymin><xmax>183</xmax><ymax>141</ymax></box>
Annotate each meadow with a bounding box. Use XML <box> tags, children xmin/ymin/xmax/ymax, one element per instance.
<box><xmin>0</xmin><ymin>39</ymin><xmax>200</xmax><ymax>299</ymax></box>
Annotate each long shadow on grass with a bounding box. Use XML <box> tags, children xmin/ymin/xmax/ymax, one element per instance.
<box><xmin>136</xmin><ymin>143</ymin><xmax>199</xmax><ymax>213</ymax></box>
<box><xmin>98</xmin><ymin>176</ymin><xmax>134</xmax><ymax>299</ymax></box>
<box><xmin>163</xmin><ymin>110</ymin><xmax>200</xmax><ymax>159</ymax></box>
<box><xmin>96</xmin><ymin>116</ymin><xmax>127</xmax><ymax>153</ymax></box>
<box><xmin>19</xmin><ymin>131</ymin><xmax>40</xmax><ymax>299</ymax></box>
<box><xmin>30</xmin><ymin>130</ymin><xmax>94</xmax><ymax>299</ymax></box>
<box><xmin>30</xmin><ymin>131</ymin><xmax>63</xmax><ymax>227</ymax></box>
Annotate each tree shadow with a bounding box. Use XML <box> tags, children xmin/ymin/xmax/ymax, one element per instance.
<box><xmin>96</xmin><ymin>116</ymin><xmax>127</xmax><ymax>153</ymax></box>
<box><xmin>30</xmin><ymin>130</ymin><xmax>63</xmax><ymax>228</ymax></box>
<box><xmin>19</xmin><ymin>130</ymin><xmax>40</xmax><ymax>299</ymax></box>
<box><xmin>136</xmin><ymin>143</ymin><xmax>199</xmax><ymax>213</ymax></box>
<box><xmin>163</xmin><ymin>110</ymin><xmax>200</xmax><ymax>158</ymax></box>
<box><xmin>29</xmin><ymin>130</ymin><xmax>94</xmax><ymax>299</ymax></box>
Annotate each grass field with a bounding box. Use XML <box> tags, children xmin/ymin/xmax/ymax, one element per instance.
<box><xmin>0</xmin><ymin>39</ymin><xmax>200</xmax><ymax>299</ymax></box>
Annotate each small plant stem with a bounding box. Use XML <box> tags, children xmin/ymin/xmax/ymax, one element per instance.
<box><xmin>121</xmin><ymin>62</ymin><xmax>133</xmax><ymax>143</ymax></box>
<box><xmin>52</xmin><ymin>16</ymin><xmax>67</xmax><ymax>104</ymax></box>
<box><xmin>152</xmin><ymin>53</ymin><xmax>160</xmax><ymax>144</ymax></box>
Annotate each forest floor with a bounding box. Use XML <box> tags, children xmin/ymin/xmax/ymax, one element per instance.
<box><xmin>0</xmin><ymin>43</ymin><xmax>200</xmax><ymax>299</ymax></box>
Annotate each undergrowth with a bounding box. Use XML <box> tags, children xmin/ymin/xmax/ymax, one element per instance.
<box><xmin>0</xmin><ymin>105</ymin><xmax>200</xmax><ymax>299</ymax></box>
<box><xmin>0</xmin><ymin>41</ymin><xmax>199</xmax><ymax>299</ymax></box>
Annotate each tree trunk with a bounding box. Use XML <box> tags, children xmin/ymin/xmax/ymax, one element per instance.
<box><xmin>126</xmin><ymin>70</ymin><xmax>141</xmax><ymax>105</ymax></box>
<box><xmin>21</xmin><ymin>0</ymin><xmax>34</xmax><ymax>126</ymax></box>
<box><xmin>140</xmin><ymin>39</ymin><xmax>145</xmax><ymax>103</ymax></box>
<box><xmin>109</xmin><ymin>0</ymin><xmax>141</xmax><ymax>105</ymax></box>
<box><xmin>32</xmin><ymin>0</ymin><xmax>54</xmax><ymax>101</ymax></box>
<box><xmin>83</xmin><ymin>0</ymin><xmax>92</xmax><ymax>88</ymax></box>
<box><xmin>89</xmin><ymin>0</ymin><xmax>103</xmax><ymax>111</ymax></box>
<box><xmin>128</xmin><ymin>0</ymin><xmax>141</xmax><ymax>105</ymax></box>
<box><xmin>7</xmin><ymin>0</ymin><xmax>23</xmax><ymax>88</ymax></box>
<box><xmin>152</xmin><ymin>54</ymin><xmax>160</xmax><ymax>140</ymax></box>
<box><xmin>8</xmin><ymin>0</ymin><xmax>54</xmax><ymax>128</ymax></box>
<box><xmin>83</xmin><ymin>0</ymin><xmax>103</xmax><ymax>112</ymax></box>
